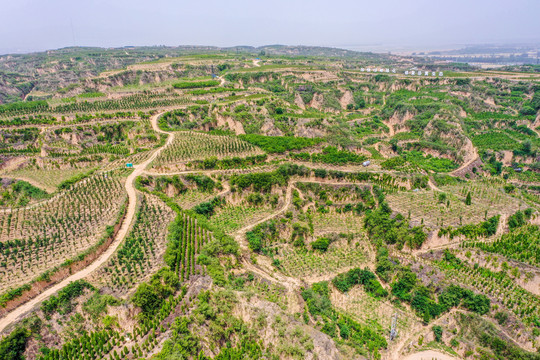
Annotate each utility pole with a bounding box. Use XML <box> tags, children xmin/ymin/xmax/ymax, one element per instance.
<box><xmin>390</xmin><ymin>312</ymin><xmax>398</xmax><ymax>341</ymax></box>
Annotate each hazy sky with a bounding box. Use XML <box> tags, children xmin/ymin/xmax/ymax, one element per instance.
<box><xmin>1</xmin><ymin>0</ymin><xmax>539</xmax><ymax>54</ymax></box>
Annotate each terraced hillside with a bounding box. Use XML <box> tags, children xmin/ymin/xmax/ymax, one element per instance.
<box><xmin>0</xmin><ymin>46</ymin><xmax>540</xmax><ymax>360</ymax></box>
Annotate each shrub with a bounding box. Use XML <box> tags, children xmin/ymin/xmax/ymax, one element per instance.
<box><xmin>172</xmin><ymin>80</ymin><xmax>220</xmax><ymax>89</ymax></box>
<box><xmin>332</xmin><ymin>268</ymin><xmax>388</xmax><ymax>297</ymax></box>
<box><xmin>432</xmin><ymin>325</ymin><xmax>443</xmax><ymax>342</ymax></box>
<box><xmin>239</xmin><ymin>134</ymin><xmax>322</xmax><ymax>153</ymax></box>
<box><xmin>311</xmin><ymin>237</ymin><xmax>331</xmax><ymax>252</ymax></box>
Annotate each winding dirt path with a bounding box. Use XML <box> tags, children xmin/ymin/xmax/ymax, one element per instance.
<box><xmin>0</xmin><ymin>111</ymin><xmax>174</xmax><ymax>334</ymax></box>
<box><xmin>401</xmin><ymin>350</ymin><xmax>460</xmax><ymax>360</ymax></box>
<box><xmin>450</xmin><ymin>137</ymin><xmax>478</xmax><ymax>176</ymax></box>
<box><xmin>231</xmin><ymin>179</ymin><xmax>372</xmax><ymax>313</ymax></box>
<box><xmin>427</xmin><ymin>178</ymin><xmax>442</xmax><ymax>192</ymax></box>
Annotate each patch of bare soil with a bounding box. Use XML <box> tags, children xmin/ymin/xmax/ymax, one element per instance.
<box><xmin>339</xmin><ymin>90</ymin><xmax>353</xmax><ymax>109</ymax></box>
<box><xmin>234</xmin><ymin>296</ymin><xmax>342</xmax><ymax>360</ymax></box>
<box><xmin>384</xmin><ymin>110</ymin><xmax>414</xmax><ymax>136</ymax></box>
<box><xmin>419</xmin><ymin>231</ymin><xmax>462</xmax><ymax>252</ymax></box>
<box><xmin>309</xmin><ymin>93</ymin><xmax>324</xmax><ymax>110</ymax></box>
<box><xmin>483</xmin><ymin>97</ymin><xmax>497</xmax><ymax>107</ymax></box>
<box><xmin>215</xmin><ymin>114</ymin><xmax>245</xmax><ymax>135</ymax></box>
<box><xmin>501</xmin><ymin>150</ymin><xmax>513</xmax><ymax>166</ymax></box>
<box><xmin>295</xmin><ymin>118</ymin><xmax>326</xmax><ymax>138</ymax></box>
<box><xmin>261</xmin><ymin>119</ymin><xmax>284</xmax><ymax>136</ymax></box>
<box><xmin>0</xmin><ymin>156</ymin><xmax>27</xmax><ymax>173</ymax></box>
<box><xmin>295</xmin><ymin>93</ymin><xmax>306</xmax><ymax>109</ymax></box>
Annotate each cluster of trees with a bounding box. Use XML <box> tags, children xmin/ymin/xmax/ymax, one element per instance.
<box><xmin>246</xmin><ymin>220</ymin><xmax>279</xmax><ymax>253</ymax></box>
<box><xmin>194</xmin><ymin>154</ymin><xmax>267</xmax><ymax>170</ymax></box>
<box><xmin>193</xmin><ymin>197</ymin><xmax>225</xmax><ymax>217</ymax></box>
<box><xmin>224</xmin><ymin>71</ymin><xmax>279</xmax><ymax>84</ymax></box>
<box><xmin>292</xmin><ymin>146</ymin><xmax>366</xmax><ymax>165</ymax></box>
<box><xmin>185</xmin><ymin>174</ymin><xmax>216</xmax><ymax>192</ymax></box>
<box><xmin>332</xmin><ymin>268</ymin><xmax>388</xmax><ymax>298</ymax></box>
<box><xmin>402</xmin><ymin>150</ymin><xmax>458</xmax><ymax>173</ymax></box>
<box><xmin>438</xmin><ymin>216</ymin><xmax>499</xmax><ymax>239</ymax></box>
<box><xmin>157</xmin><ymin>290</ymin><xmax>263</xmax><ymax>360</ymax></box>
<box><xmin>467</xmin><ymin>225</ymin><xmax>540</xmax><ymax>267</ymax></box>
<box><xmin>380</xmin><ymin>156</ymin><xmax>406</xmax><ymax>170</ymax></box>
<box><xmin>143</xmin><ymin>175</ymin><xmax>188</xmax><ymax>194</ymax></box>
<box><xmin>239</xmin><ymin>134</ymin><xmax>322</xmax><ymax>153</ymax></box>
<box><xmin>41</xmin><ymin>280</ymin><xmax>94</xmax><ymax>316</ymax></box>
<box><xmin>0</xmin><ymin>327</ymin><xmax>32</xmax><ymax>360</ymax></box>
<box><xmin>508</xmin><ymin>208</ymin><xmax>534</xmax><ymax>230</ymax></box>
<box><xmin>58</xmin><ymin>169</ymin><xmax>96</xmax><ymax>190</ymax></box>
<box><xmin>392</xmin><ymin>266</ymin><xmax>490</xmax><ymax>322</ymax></box>
<box><xmin>311</xmin><ymin>237</ymin><xmax>331</xmax><ymax>252</ymax></box>
<box><xmin>520</xmin><ymin>90</ymin><xmax>540</xmax><ymax>116</ymax></box>
<box><xmin>301</xmin><ymin>282</ymin><xmax>387</xmax><ymax>357</ymax></box>
<box><xmin>0</xmin><ymin>180</ymin><xmax>49</xmax><ymax>207</ymax></box>
<box><xmin>364</xmin><ymin>203</ymin><xmax>427</xmax><ymax>250</ymax></box>
<box><xmin>230</xmin><ymin>164</ymin><xmax>309</xmax><ymax>192</ymax></box>
<box><xmin>479</xmin><ymin>332</ymin><xmax>540</xmax><ymax>360</ymax></box>
<box><xmin>131</xmin><ymin>268</ymin><xmax>179</xmax><ymax>317</ymax></box>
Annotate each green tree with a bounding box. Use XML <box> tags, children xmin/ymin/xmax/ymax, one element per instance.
<box><xmin>432</xmin><ymin>325</ymin><xmax>443</xmax><ymax>342</ymax></box>
<box><xmin>465</xmin><ymin>192</ymin><xmax>472</xmax><ymax>206</ymax></box>
<box><xmin>0</xmin><ymin>327</ymin><xmax>31</xmax><ymax>360</ymax></box>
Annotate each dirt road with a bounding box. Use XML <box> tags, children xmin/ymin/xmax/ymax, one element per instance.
<box><xmin>401</xmin><ymin>350</ymin><xmax>460</xmax><ymax>360</ymax></box>
<box><xmin>0</xmin><ymin>111</ymin><xmax>174</xmax><ymax>334</ymax></box>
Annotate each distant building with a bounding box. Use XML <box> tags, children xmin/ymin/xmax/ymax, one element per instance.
<box><xmin>362</xmin><ymin>160</ymin><xmax>371</xmax><ymax>167</ymax></box>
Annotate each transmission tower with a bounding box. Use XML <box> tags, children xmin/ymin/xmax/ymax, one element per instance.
<box><xmin>390</xmin><ymin>312</ymin><xmax>398</xmax><ymax>341</ymax></box>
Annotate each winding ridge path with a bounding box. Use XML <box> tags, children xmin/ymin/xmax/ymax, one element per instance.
<box><xmin>0</xmin><ymin>111</ymin><xmax>173</xmax><ymax>334</ymax></box>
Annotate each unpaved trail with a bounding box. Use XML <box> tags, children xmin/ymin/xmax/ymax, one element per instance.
<box><xmin>233</xmin><ymin>182</ymin><xmax>304</xmax><ymax>312</ymax></box>
<box><xmin>233</xmin><ymin>182</ymin><xmax>294</xmax><ymax>251</ymax></box>
<box><xmin>253</xmin><ymin>59</ymin><xmax>261</xmax><ymax>67</ymax></box>
<box><xmin>427</xmin><ymin>178</ymin><xmax>442</xmax><ymax>192</ymax></box>
<box><xmin>0</xmin><ymin>111</ymin><xmax>175</xmax><ymax>334</ymax></box>
<box><xmin>231</xmin><ymin>179</ymin><xmax>369</xmax><ymax>313</ymax></box>
<box><xmin>401</xmin><ymin>350</ymin><xmax>460</xmax><ymax>360</ymax></box>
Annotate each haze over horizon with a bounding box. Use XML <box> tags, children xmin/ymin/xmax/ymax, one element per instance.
<box><xmin>1</xmin><ymin>0</ymin><xmax>540</xmax><ymax>55</ymax></box>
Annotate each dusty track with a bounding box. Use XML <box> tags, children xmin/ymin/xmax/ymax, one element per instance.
<box><xmin>0</xmin><ymin>111</ymin><xmax>174</xmax><ymax>334</ymax></box>
<box><xmin>450</xmin><ymin>137</ymin><xmax>479</xmax><ymax>176</ymax></box>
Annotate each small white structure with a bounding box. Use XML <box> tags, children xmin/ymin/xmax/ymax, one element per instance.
<box><xmin>362</xmin><ymin>160</ymin><xmax>371</xmax><ymax>167</ymax></box>
<box><xmin>405</xmin><ymin>70</ymin><xmax>409</xmax><ymax>75</ymax></box>
<box><xmin>439</xmin><ymin>72</ymin><xmax>444</xmax><ymax>76</ymax></box>
<box><xmin>361</xmin><ymin>68</ymin><xmax>365</xmax><ymax>72</ymax></box>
